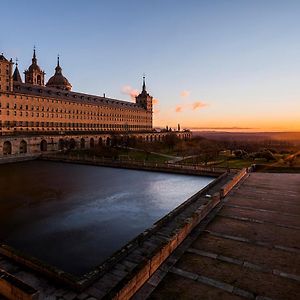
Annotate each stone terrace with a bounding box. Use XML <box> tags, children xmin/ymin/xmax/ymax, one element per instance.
<box><xmin>0</xmin><ymin>170</ymin><xmax>234</xmax><ymax>299</ymax></box>
<box><xmin>135</xmin><ymin>173</ymin><xmax>300</xmax><ymax>300</ymax></box>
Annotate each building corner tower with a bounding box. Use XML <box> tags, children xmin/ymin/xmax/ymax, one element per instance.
<box><xmin>136</xmin><ymin>76</ymin><xmax>153</xmax><ymax>130</ymax></box>
<box><xmin>0</xmin><ymin>53</ymin><xmax>13</xmax><ymax>92</ymax></box>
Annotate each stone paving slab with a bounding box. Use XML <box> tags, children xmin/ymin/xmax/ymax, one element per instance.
<box><xmin>206</xmin><ymin>216</ymin><xmax>300</xmax><ymax>249</ymax></box>
<box><xmin>220</xmin><ymin>205</ymin><xmax>300</xmax><ymax>228</ymax></box>
<box><xmin>141</xmin><ymin>173</ymin><xmax>300</xmax><ymax>300</ymax></box>
<box><xmin>225</xmin><ymin>196</ymin><xmax>300</xmax><ymax>215</ymax></box>
<box><xmin>148</xmin><ymin>273</ymin><xmax>244</xmax><ymax>300</ymax></box>
<box><xmin>191</xmin><ymin>232</ymin><xmax>300</xmax><ymax>276</ymax></box>
<box><xmin>175</xmin><ymin>253</ymin><xmax>299</xmax><ymax>300</ymax></box>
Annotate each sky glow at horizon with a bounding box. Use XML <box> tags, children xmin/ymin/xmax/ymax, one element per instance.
<box><xmin>1</xmin><ymin>0</ymin><xmax>299</xmax><ymax>131</ymax></box>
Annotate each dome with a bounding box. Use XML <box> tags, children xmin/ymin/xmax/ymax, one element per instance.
<box><xmin>46</xmin><ymin>57</ymin><xmax>72</xmax><ymax>91</ymax></box>
<box><xmin>24</xmin><ymin>48</ymin><xmax>45</xmax><ymax>86</ymax></box>
<box><xmin>26</xmin><ymin>48</ymin><xmax>42</xmax><ymax>72</ymax></box>
<box><xmin>28</xmin><ymin>63</ymin><xmax>42</xmax><ymax>72</ymax></box>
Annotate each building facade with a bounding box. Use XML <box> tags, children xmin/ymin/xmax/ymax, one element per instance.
<box><xmin>1</xmin><ymin>50</ymin><xmax>153</xmax><ymax>136</ymax></box>
<box><xmin>0</xmin><ymin>50</ymin><xmax>190</xmax><ymax>156</ymax></box>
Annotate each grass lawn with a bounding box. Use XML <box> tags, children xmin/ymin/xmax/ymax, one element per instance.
<box><xmin>118</xmin><ymin>149</ymin><xmax>169</xmax><ymax>163</ymax></box>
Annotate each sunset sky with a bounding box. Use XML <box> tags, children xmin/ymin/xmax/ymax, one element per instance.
<box><xmin>1</xmin><ymin>0</ymin><xmax>300</xmax><ymax>131</ymax></box>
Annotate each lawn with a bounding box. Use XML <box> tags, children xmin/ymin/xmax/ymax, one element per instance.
<box><xmin>118</xmin><ymin>149</ymin><xmax>169</xmax><ymax>163</ymax></box>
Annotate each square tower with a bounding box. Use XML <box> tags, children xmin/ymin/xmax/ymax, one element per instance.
<box><xmin>135</xmin><ymin>76</ymin><xmax>153</xmax><ymax>111</ymax></box>
<box><xmin>0</xmin><ymin>53</ymin><xmax>13</xmax><ymax>92</ymax></box>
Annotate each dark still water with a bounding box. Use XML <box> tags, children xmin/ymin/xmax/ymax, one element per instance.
<box><xmin>0</xmin><ymin>161</ymin><xmax>213</xmax><ymax>276</ymax></box>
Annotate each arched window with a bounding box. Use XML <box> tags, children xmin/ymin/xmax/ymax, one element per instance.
<box><xmin>37</xmin><ymin>75</ymin><xmax>41</xmax><ymax>85</ymax></box>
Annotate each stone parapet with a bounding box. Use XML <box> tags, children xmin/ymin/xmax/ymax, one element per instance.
<box><xmin>0</xmin><ymin>269</ymin><xmax>39</xmax><ymax>300</ymax></box>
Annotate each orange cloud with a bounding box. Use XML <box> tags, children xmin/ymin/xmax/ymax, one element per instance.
<box><xmin>153</xmin><ymin>109</ymin><xmax>160</xmax><ymax>114</ymax></box>
<box><xmin>180</xmin><ymin>90</ymin><xmax>190</xmax><ymax>98</ymax></box>
<box><xmin>192</xmin><ymin>101</ymin><xmax>207</xmax><ymax>110</ymax></box>
<box><xmin>175</xmin><ymin>105</ymin><xmax>183</xmax><ymax>112</ymax></box>
<box><xmin>121</xmin><ymin>85</ymin><xmax>139</xmax><ymax>101</ymax></box>
<box><xmin>153</xmin><ymin>98</ymin><xmax>159</xmax><ymax>105</ymax></box>
<box><xmin>174</xmin><ymin>101</ymin><xmax>208</xmax><ymax>113</ymax></box>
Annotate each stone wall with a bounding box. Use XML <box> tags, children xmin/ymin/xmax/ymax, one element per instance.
<box><xmin>220</xmin><ymin>168</ymin><xmax>248</xmax><ymax>198</ymax></box>
<box><xmin>0</xmin><ymin>131</ymin><xmax>191</xmax><ymax>158</ymax></box>
<box><xmin>0</xmin><ymin>268</ymin><xmax>38</xmax><ymax>300</ymax></box>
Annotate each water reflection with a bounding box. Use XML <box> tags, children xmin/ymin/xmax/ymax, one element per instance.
<box><xmin>0</xmin><ymin>161</ymin><xmax>213</xmax><ymax>275</ymax></box>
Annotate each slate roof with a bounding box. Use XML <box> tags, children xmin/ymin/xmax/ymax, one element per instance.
<box><xmin>13</xmin><ymin>65</ymin><xmax>23</xmax><ymax>83</ymax></box>
<box><xmin>12</xmin><ymin>82</ymin><xmax>145</xmax><ymax>110</ymax></box>
<box><xmin>0</xmin><ymin>53</ymin><xmax>8</xmax><ymax>61</ymax></box>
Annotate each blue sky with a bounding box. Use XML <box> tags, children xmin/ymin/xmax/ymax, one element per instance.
<box><xmin>1</xmin><ymin>0</ymin><xmax>300</xmax><ymax>130</ymax></box>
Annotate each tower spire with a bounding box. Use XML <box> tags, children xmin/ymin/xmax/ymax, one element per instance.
<box><xmin>55</xmin><ymin>54</ymin><xmax>62</xmax><ymax>75</ymax></box>
<box><xmin>142</xmin><ymin>74</ymin><xmax>146</xmax><ymax>92</ymax></box>
<box><xmin>32</xmin><ymin>46</ymin><xmax>37</xmax><ymax>64</ymax></box>
<box><xmin>13</xmin><ymin>57</ymin><xmax>23</xmax><ymax>83</ymax></box>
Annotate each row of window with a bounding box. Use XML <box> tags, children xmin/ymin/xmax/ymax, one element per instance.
<box><xmin>0</xmin><ymin>69</ymin><xmax>10</xmax><ymax>75</ymax></box>
<box><xmin>3</xmin><ymin>92</ymin><xmax>148</xmax><ymax>111</ymax></box>
<box><xmin>0</xmin><ymin>121</ymin><xmax>151</xmax><ymax>130</ymax></box>
<box><xmin>0</xmin><ymin>85</ymin><xmax>10</xmax><ymax>91</ymax></box>
<box><xmin>1</xmin><ymin>109</ymin><xmax>151</xmax><ymax>123</ymax></box>
<box><xmin>0</xmin><ymin>100</ymin><xmax>150</xmax><ymax>117</ymax></box>
<box><xmin>1</xmin><ymin>105</ymin><xmax>149</xmax><ymax>120</ymax></box>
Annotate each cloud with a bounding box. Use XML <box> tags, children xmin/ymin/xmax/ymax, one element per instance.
<box><xmin>121</xmin><ymin>85</ymin><xmax>139</xmax><ymax>101</ymax></box>
<box><xmin>174</xmin><ymin>101</ymin><xmax>208</xmax><ymax>113</ymax></box>
<box><xmin>153</xmin><ymin>109</ymin><xmax>160</xmax><ymax>114</ymax></box>
<box><xmin>180</xmin><ymin>90</ymin><xmax>190</xmax><ymax>98</ymax></box>
<box><xmin>192</xmin><ymin>101</ymin><xmax>207</xmax><ymax>110</ymax></box>
<box><xmin>153</xmin><ymin>98</ymin><xmax>159</xmax><ymax>105</ymax></box>
<box><xmin>175</xmin><ymin>105</ymin><xmax>183</xmax><ymax>112</ymax></box>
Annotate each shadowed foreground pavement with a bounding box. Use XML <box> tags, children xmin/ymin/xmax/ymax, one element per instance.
<box><xmin>135</xmin><ymin>173</ymin><xmax>300</xmax><ymax>300</ymax></box>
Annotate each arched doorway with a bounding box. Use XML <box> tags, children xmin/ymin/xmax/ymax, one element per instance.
<box><xmin>80</xmin><ymin>138</ymin><xmax>85</xmax><ymax>149</ymax></box>
<box><xmin>106</xmin><ymin>137</ymin><xmax>111</xmax><ymax>146</ymax></box>
<box><xmin>90</xmin><ymin>138</ymin><xmax>95</xmax><ymax>148</ymax></box>
<box><xmin>20</xmin><ymin>140</ymin><xmax>27</xmax><ymax>154</ymax></box>
<box><xmin>58</xmin><ymin>139</ymin><xmax>65</xmax><ymax>150</ymax></box>
<box><xmin>3</xmin><ymin>141</ymin><xmax>12</xmax><ymax>155</ymax></box>
<box><xmin>40</xmin><ymin>140</ymin><xmax>47</xmax><ymax>152</ymax></box>
<box><xmin>98</xmin><ymin>137</ymin><xmax>103</xmax><ymax>146</ymax></box>
<box><xmin>70</xmin><ymin>138</ymin><xmax>76</xmax><ymax>149</ymax></box>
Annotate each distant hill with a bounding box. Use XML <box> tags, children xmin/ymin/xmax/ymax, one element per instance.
<box><xmin>192</xmin><ymin>131</ymin><xmax>300</xmax><ymax>143</ymax></box>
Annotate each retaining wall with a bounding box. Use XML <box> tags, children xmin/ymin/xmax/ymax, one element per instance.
<box><xmin>220</xmin><ymin>168</ymin><xmax>248</xmax><ymax>198</ymax></box>
<box><xmin>0</xmin><ymin>269</ymin><xmax>39</xmax><ymax>300</ymax></box>
<box><xmin>40</xmin><ymin>155</ymin><xmax>226</xmax><ymax>177</ymax></box>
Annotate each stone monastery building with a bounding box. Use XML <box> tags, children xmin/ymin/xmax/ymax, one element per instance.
<box><xmin>0</xmin><ymin>49</ymin><xmax>153</xmax><ymax>136</ymax></box>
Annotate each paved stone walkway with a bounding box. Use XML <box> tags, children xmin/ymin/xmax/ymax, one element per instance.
<box><xmin>135</xmin><ymin>173</ymin><xmax>300</xmax><ymax>300</ymax></box>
